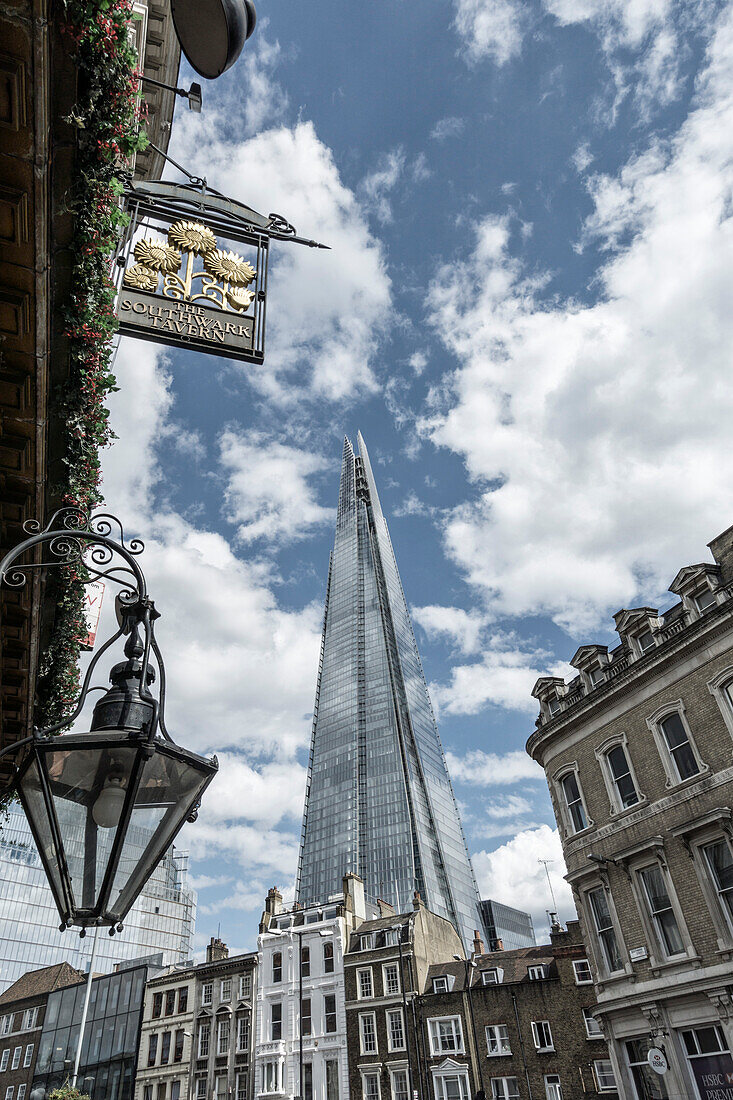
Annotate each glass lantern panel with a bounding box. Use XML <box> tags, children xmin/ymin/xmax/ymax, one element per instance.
<box><xmin>16</xmin><ymin>757</ymin><xmax>66</xmax><ymax>910</ymax></box>
<box><xmin>108</xmin><ymin>746</ymin><xmax>213</xmax><ymax>920</ymax></box>
<box><xmin>42</xmin><ymin>743</ymin><xmax>139</xmax><ymax>912</ymax></box>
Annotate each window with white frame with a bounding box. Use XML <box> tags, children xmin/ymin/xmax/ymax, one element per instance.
<box><xmin>195</xmin><ymin>1080</ymin><xmax>207</xmax><ymax>1100</ymax></box>
<box><xmin>202</xmin><ymin>983</ymin><xmax>212</xmax><ymax>1006</ymax></box>
<box><xmin>0</xmin><ymin>1018</ymin><xmax>10</xmax><ymax>1037</ymax></box>
<box><xmin>6</xmin><ymin>1085</ymin><xmax>14</xmax><ymax>1100</ymax></box>
<box><xmin>432</xmin><ymin>976</ymin><xmax>449</xmax><ymax>993</ymax></box>
<box><xmin>560</xmin><ymin>771</ymin><xmax>588</xmax><ymax>833</ymax></box>
<box><xmin>262</xmin><ymin>1060</ymin><xmax>283</xmax><ymax>1094</ymax></box>
<box><xmin>16</xmin><ymin>1088</ymin><xmax>25</xmax><ymax>1100</ymax></box>
<box><xmin>301</xmin><ymin>997</ymin><xmax>312</xmax><ymax>1038</ymax></box>
<box><xmin>386</xmin><ymin>1008</ymin><xmax>405</xmax><ymax>1051</ymax></box>
<box><xmin>383</xmin><ymin>963</ymin><xmax>400</xmax><ymax>995</ymax></box>
<box><xmin>638</xmin><ymin>863</ymin><xmax>685</xmax><ymax>957</ymax></box>
<box><xmin>197</xmin><ymin>1023</ymin><xmax>209</xmax><ymax>1058</ymax></box>
<box><xmin>695</xmin><ymin>586</ymin><xmax>718</xmax><ymax>613</ymax></box>
<box><xmin>359</xmin><ymin>1012</ymin><xmax>377</xmax><ymax>1055</ymax></box>
<box><xmin>22</xmin><ymin>1045</ymin><xmax>33</xmax><ymax>1069</ymax></box>
<box><xmin>220</xmin><ymin>979</ymin><xmax>231</xmax><ymax>1002</ymax></box>
<box><xmin>359</xmin><ymin>934</ymin><xmax>375</xmax><ymax>951</ymax></box>
<box><xmin>481</xmin><ymin>968</ymin><xmax>501</xmax><ymax>985</ymax></box>
<box><xmin>528</xmin><ymin>965</ymin><xmax>546</xmax><ymax>980</ymax></box>
<box><xmin>384</xmin><ymin>929</ymin><xmax>399</xmax><ymax>947</ymax></box>
<box><xmin>272</xmin><ymin>952</ymin><xmax>282</xmax><ymax>983</ymax></box>
<box><xmin>270</xmin><ymin>1003</ymin><xmax>282</xmax><ymax>1042</ymax></box>
<box><xmin>486</xmin><ymin>1024</ymin><xmax>511</xmax><ymax>1056</ymax></box>
<box><xmin>389</xmin><ymin>1069</ymin><xmax>408</xmax><ymax>1100</ymax></box>
<box><xmin>433</xmin><ymin>1071</ymin><xmax>470</xmax><ymax>1100</ymax></box>
<box><xmin>326</xmin><ymin>1060</ymin><xmax>339</xmax><ymax>1100</ymax></box>
<box><xmin>682</xmin><ymin>1023</ymin><xmax>730</xmax><ymax>1062</ymax></box>
<box><xmin>357</xmin><ymin>968</ymin><xmax>374</xmax><ymax>999</ymax></box>
<box><xmin>361</xmin><ymin>1072</ymin><xmax>380</xmax><ymax>1100</ymax></box>
<box><xmin>531</xmin><ymin>1020</ymin><xmax>554</xmax><ymax>1052</ymax></box>
<box><xmin>636</xmin><ymin>629</ymin><xmax>656</xmax><ymax>655</ymax></box>
<box><xmin>324</xmin><ymin>941</ymin><xmax>334</xmax><ymax>973</ymax></box>
<box><xmin>604</xmin><ymin>743</ymin><xmax>640</xmax><ymax>810</ymax></box>
<box><xmin>572</xmin><ymin>959</ymin><xmax>592</xmax><ymax>984</ymax></box>
<box><xmin>490</xmin><ymin>1080</ymin><xmax>519</xmax><ymax>1100</ymax></box>
<box><xmin>588</xmin><ymin>665</ymin><xmax>605</xmax><ymax>688</ymax></box>
<box><xmin>593</xmin><ymin>1061</ymin><xmax>616</xmax><ymax>1092</ymax></box>
<box><xmin>702</xmin><ymin>838</ymin><xmax>733</xmax><ymax>930</ymax></box>
<box><xmin>236</xmin><ymin>1016</ymin><xmax>250</xmax><ymax>1051</ymax></box>
<box><xmin>10</xmin><ymin>1050</ymin><xmax>19</xmax><ymax>1071</ymax></box>
<box><xmin>324</xmin><ymin>994</ymin><xmax>337</xmax><ymax>1033</ymax></box>
<box><xmin>428</xmin><ymin>1016</ymin><xmax>464</xmax><ymax>1055</ymax></box>
<box><xmin>21</xmin><ymin>1009</ymin><xmax>37</xmax><ymax>1031</ymax></box>
<box><xmin>217</xmin><ymin>1018</ymin><xmax>230</xmax><ymax>1055</ymax></box>
<box><xmin>0</xmin><ymin>1055</ymin><xmax>8</xmax><ymax>1075</ymax></box>
<box><xmin>587</xmin><ymin>887</ymin><xmax>623</xmax><ymax>973</ymax></box>
<box><xmin>238</xmin><ymin>974</ymin><xmax>251</xmax><ymax>1000</ymax></box>
<box><xmin>544</xmin><ymin>1075</ymin><xmax>562</xmax><ymax>1100</ymax></box>
<box><xmin>236</xmin><ymin>1073</ymin><xmax>247</xmax><ymax>1100</ymax></box>
<box><xmin>655</xmin><ymin>709</ymin><xmax>703</xmax><ymax>783</ymax></box>
<box><xmin>583</xmin><ymin>1009</ymin><xmax>603</xmax><ymax>1039</ymax></box>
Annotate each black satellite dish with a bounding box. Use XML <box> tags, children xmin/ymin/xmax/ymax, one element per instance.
<box><xmin>170</xmin><ymin>0</ymin><xmax>256</xmax><ymax>80</ymax></box>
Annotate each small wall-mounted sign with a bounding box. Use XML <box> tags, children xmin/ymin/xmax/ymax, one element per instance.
<box><xmin>629</xmin><ymin>946</ymin><xmax>648</xmax><ymax>962</ymax></box>
<box><xmin>81</xmin><ymin>580</ymin><xmax>105</xmax><ymax>650</ymax></box>
<box><xmin>647</xmin><ymin>1048</ymin><xmax>668</xmax><ymax>1075</ymax></box>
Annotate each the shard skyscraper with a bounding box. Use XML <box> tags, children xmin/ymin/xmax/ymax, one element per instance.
<box><xmin>296</xmin><ymin>432</ymin><xmax>484</xmax><ymax>950</ymax></box>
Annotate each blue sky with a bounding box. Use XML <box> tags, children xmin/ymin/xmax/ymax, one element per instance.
<box><xmin>99</xmin><ymin>0</ymin><xmax>733</xmax><ymax>952</ymax></box>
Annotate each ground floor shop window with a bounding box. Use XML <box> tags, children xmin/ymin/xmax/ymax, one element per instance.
<box><xmin>625</xmin><ymin>1039</ymin><xmax>669</xmax><ymax>1100</ymax></box>
<box><xmin>682</xmin><ymin>1023</ymin><xmax>733</xmax><ymax>1100</ymax></box>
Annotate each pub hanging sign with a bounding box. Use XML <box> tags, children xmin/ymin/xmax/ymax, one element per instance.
<box><xmin>116</xmin><ymin>181</ymin><xmax>328</xmax><ymax>365</ymax></box>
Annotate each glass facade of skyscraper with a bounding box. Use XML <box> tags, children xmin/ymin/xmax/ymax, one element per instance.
<box><xmin>0</xmin><ymin>805</ymin><xmax>195</xmax><ymax>993</ymax></box>
<box><xmin>480</xmin><ymin>899</ymin><xmax>536</xmax><ymax>950</ymax></box>
<box><xmin>296</xmin><ymin>433</ymin><xmax>485</xmax><ymax>949</ymax></box>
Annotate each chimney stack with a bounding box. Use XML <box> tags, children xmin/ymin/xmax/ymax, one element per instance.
<box><xmin>472</xmin><ymin>929</ymin><xmax>485</xmax><ymax>956</ymax></box>
<box><xmin>343</xmin><ymin>873</ymin><xmax>366</xmax><ymax>921</ymax></box>
<box><xmin>206</xmin><ymin>937</ymin><xmax>228</xmax><ymax>963</ymax></box>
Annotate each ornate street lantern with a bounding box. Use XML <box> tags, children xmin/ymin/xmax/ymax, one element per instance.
<box><xmin>0</xmin><ymin>509</ymin><xmax>218</xmax><ymax>933</ymax></box>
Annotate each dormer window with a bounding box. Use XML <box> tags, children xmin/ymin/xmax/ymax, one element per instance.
<box><xmin>695</xmin><ymin>587</ymin><xmax>717</xmax><ymax>613</ymax></box>
<box><xmin>527</xmin><ymin>965</ymin><xmax>546</xmax><ymax>981</ymax></box>
<box><xmin>637</xmin><ymin>629</ymin><xmax>656</xmax><ymax>655</ymax></box>
<box><xmin>481</xmin><ymin>968</ymin><xmax>502</xmax><ymax>985</ymax></box>
<box><xmin>548</xmin><ymin>697</ymin><xmax>562</xmax><ymax>716</ymax></box>
<box><xmin>432</xmin><ymin>976</ymin><xmax>449</xmax><ymax>993</ymax></box>
<box><xmin>588</xmin><ymin>666</ymin><xmax>605</xmax><ymax>687</ymax></box>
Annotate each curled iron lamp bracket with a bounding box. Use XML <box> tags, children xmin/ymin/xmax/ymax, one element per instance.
<box><xmin>0</xmin><ymin>508</ymin><xmax>171</xmax><ymax>745</ymax></box>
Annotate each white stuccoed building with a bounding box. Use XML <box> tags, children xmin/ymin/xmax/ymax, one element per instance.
<box><xmin>255</xmin><ymin>874</ymin><xmax>370</xmax><ymax>1100</ymax></box>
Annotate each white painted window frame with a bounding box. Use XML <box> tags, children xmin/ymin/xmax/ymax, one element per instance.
<box><xmin>552</xmin><ymin>763</ymin><xmax>593</xmax><ymax>838</ymax></box>
<box><xmin>594</xmin><ymin>732</ymin><xmax>644</xmax><ymax>816</ymax></box>
<box><xmin>646</xmin><ymin>699</ymin><xmax>708</xmax><ymax>789</ymax></box>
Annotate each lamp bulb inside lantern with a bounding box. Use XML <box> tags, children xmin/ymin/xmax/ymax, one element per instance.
<box><xmin>92</xmin><ymin>777</ymin><xmax>126</xmax><ymax>829</ymax></box>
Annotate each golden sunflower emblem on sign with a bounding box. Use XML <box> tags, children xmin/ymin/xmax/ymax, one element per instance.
<box><xmin>123</xmin><ymin>264</ymin><xmax>159</xmax><ymax>291</ymax></box>
<box><xmin>203</xmin><ymin>249</ymin><xmax>256</xmax><ymax>287</ymax></box>
<box><xmin>133</xmin><ymin>237</ymin><xmax>181</xmax><ymax>273</ymax></box>
<box><xmin>167</xmin><ymin>220</ymin><xmax>217</xmax><ymax>256</ymax></box>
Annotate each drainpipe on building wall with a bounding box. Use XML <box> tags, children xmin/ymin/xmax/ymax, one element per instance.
<box><xmin>462</xmin><ymin>961</ymin><xmax>485</xmax><ymax>1099</ymax></box>
<box><xmin>511</xmin><ymin>991</ymin><xmax>534</xmax><ymax>1100</ymax></box>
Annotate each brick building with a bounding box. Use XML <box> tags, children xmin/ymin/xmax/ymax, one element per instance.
<box><xmin>343</xmin><ymin>894</ymin><xmax>464</xmax><ymax>1100</ymax></box>
<box><xmin>344</xmin><ymin>897</ymin><xmax>617</xmax><ymax>1100</ymax></box>
<box><xmin>134</xmin><ymin>939</ymin><xmax>257</xmax><ymax>1100</ymax></box>
<box><xmin>0</xmin><ymin>963</ymin><xmax>84</xmax><ymax>1100</ymax></box>
<box><xmin>528</xmin><ymin>524</ymin><xmax>733</xmax><ymax>1099</ymax></box>
<box><xmin>418</xmin><ymin>921</ymin><xmax>617</xmax><ymax>1100</ymax></box>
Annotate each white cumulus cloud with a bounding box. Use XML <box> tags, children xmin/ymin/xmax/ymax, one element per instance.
<box><xmin>422</xmin><ymin>5</ymin><xmax>733</xmax><ymax>639</ymax></box>
<box><xmin>446</xmin><ymin>749</ymin><xmax>546</xmax><ymax>785</ymax></box>
<box><xmin>472</xmin><ymin>824</ymin><xmax>575</xmax><ymax>932</ymax></box>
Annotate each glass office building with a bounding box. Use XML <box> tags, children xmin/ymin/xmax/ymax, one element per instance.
<box><xmin>296</xmin><ymin>433</ymin><xmax>484</xmax><ymax>950</ymax></box>
<box><xmin>32</xmin><ymin>959</ymin><xmax>156</xmax><ymax>1100</ymax></box>
<box><xmin>480</xmin><ymin>899</ymin><xmax>536</xmax><ymax>950</ymax></box>
<box><xmin>0</xmin><ymin>805</ymin><xmax>195</xmax><ymax>993</ymax></box>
